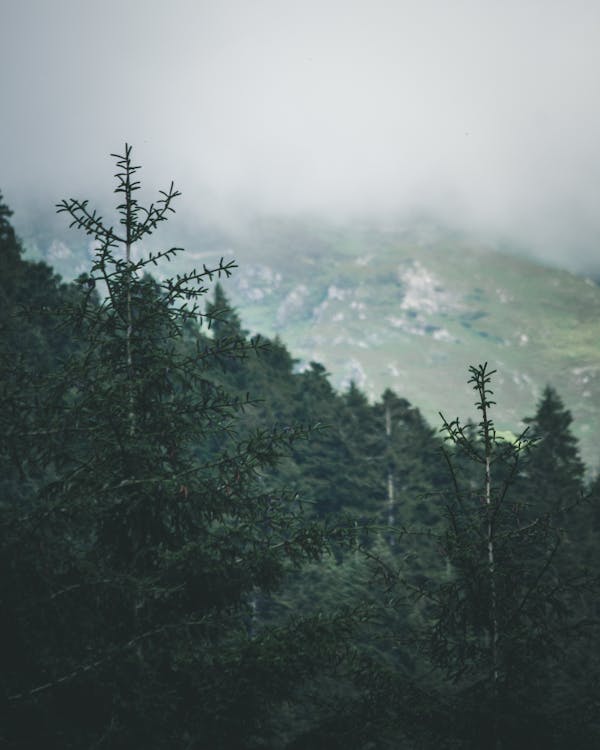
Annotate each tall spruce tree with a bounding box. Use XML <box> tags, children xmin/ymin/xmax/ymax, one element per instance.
<box><xmin>1</xmin><ymin>147</ymin><xmax>355</xmax><ymax>749</ymax></box>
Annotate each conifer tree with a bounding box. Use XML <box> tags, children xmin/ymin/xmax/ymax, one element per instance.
<box><xmin>1</xmin><ymin>147</ymin><xmax>353</xmax><ymax>749</ymax></box>
<box><xmin>372</xmin><ymin>365</ymin><xmax>599</xmax><ymax>748</ymax></box>
<box><xmin>373</xmin><ymin>389</ymin><xmax>444</xmax><ymax>532</ymax></box>
<box><xmin>205</xmin><ymin>280</ymin><xmax>246</xmax><ymax>340</ymax></box>
<box><xmin>521</xmin><ymin>385</ymin><xmax>585</xmax><ymax>517</ymax></box>
<box><xmin>0</xmin><ymin>192</ymin><xmax>21</xmax><ymax>270</ymax></box>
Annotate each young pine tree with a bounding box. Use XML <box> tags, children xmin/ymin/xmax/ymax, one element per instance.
<box><xmin>431</xmin><ymin>365</ymin><xmax>599</xmax><ymax>748</ymax></box>
<box><xmin>371</xmin><ymin>365</ymin><xmax>599</xmax><ymax>749</ymax></box>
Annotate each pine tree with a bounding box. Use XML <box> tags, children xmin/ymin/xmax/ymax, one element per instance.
<box><xmin>0</xmin><ymin>192</ymin><xmax>21</xmax><ymax>271</ymax></box>
<box><xmin>521</xmin><ymin>385</ymin><xmax>585</xmax><ymax>517</ymax></box>
<box><xmin>373</xmin><ymin>389</ymin><xmax>445</xmax><ymax>532</ymax></box>
<box><xmin>371</xmin><ymin>365</ymin><xmax>599</xmax><ymax>748</ymax></box>
<box><xmin>435</xmin><ymin>367</ymin><xmax>598</xmax><ymax>748</ymax></box>
<box><xmin>1</xmin><ymin>147</ymin><xmax>353</xmax><ymax>748</ymax></box>
<box><xmin>204</xmin><ymin>280</ymin><xmax>246</xmax><ymax>340</ymax></box>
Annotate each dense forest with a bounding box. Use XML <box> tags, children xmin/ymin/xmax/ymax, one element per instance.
<box><xmin>2</xmin><ymin>148</ymin><xmax>599</xmax><ymax>749</ymax></box>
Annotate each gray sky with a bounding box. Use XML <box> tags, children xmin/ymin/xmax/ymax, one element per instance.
<box><xmin>2</xmin><ymin>0</ymin><xmax>600</xmax><ymax>273</ymax></box>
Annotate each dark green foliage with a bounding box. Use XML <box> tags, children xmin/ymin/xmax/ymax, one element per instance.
<box><xmin>588</xmin><ymin>470</ymin><xmax>600</xmax><ymax>536</ymax></box>
<box><xmin>0</xmin><ymin>193</ymin><xmax>21</xmax><ymax>271</ymax></box>
<box><xmin>1</xmin><ymin>163</ymin><xmax>599</xmax><ymax>748</ymax></box>
<box><xmin>0</xmin><ymin>191</ymin><xmax>76</xmax><ymax>363</ymax></box>
<box><xmin>0</xmin><ymin>150</ymin><xmax>356</xmax><ymax>749</ymax></box>
<box><xmin>521</xmin><ymin>385</ymin><xmax>586</xmax><ymax>516</ymax></box>
<box><xmin>373</xmin><ymin>365</ymin><xmax>600</xmax><ymax>748</ymax></box>
<box><xmin>205</xmin><ymin>280</ymin><xmax>246</xmax><ymax>340</ymax></box>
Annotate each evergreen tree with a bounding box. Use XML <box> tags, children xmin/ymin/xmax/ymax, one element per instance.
<box><xmin>287</xmin><ymin>363</ymin><xmax>354</xmax><ymax>517</ymax></box>
<box><xmin>0</xmin><ymin>191</ymin><xmax>75</xmax><ymax>360</ymax></box>
<box><xmin>205</xmin><ymin>280</ymin><xmax>246</xmax><ymax>340</ymax></box>
<box><xmin>521</xmin><ymin>385</ymin><xmax>585</xmax><ymax>517</ymax></box>
<box><xmin>588</xmin><ymin>470</ymin><xmax>600</xmax><ymax>537</ymax></box>
<box><xmin>0</xmin><ymin>192</ymin><xmax>21</xmax><ymax>272</ymax></box>
<box><xmin>373</xmin><ymin>389</ymin><xmax>445</xmax><ymax>531</ymax></box>
<box><xmin>370</xmin><ymin>365</ymin><xmax>599</xmax><ymax>748</ymax></box>
<box><xmin>1</xmin><ymin>147</ymin><xmax>354</xmax><ymax>749</ymax></box>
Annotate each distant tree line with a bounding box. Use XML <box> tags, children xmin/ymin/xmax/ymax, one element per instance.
<box><xmin>1</xmin><ymin>149</ymin><xmax>599</xmax><ymax>748</ymax></box>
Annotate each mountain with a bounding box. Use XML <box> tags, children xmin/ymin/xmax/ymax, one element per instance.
<box><xmin>19</xmin><ymin>214</ymin><xmax>600</xmax><ymax>469</ymax></box>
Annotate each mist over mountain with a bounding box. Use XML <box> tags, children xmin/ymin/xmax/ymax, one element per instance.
<box><xmin>3</xmin><ymin>1</ymin><xmax>600</xmax><ymax>276</ymax></box>
<box><xmin>3</xmin><ymin>0</ymin><xmax>600</xmax><ymax>471</ymax></box>
<box><xmin>17</xmin><ymin>207</ymin><xmax>600</xmax><ymax>471</ymax></box>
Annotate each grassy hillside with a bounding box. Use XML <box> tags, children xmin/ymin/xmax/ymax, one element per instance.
<box><xmin>218</xmin><ymin>218</ymin><xmax>600</xmax><ymax>469</ymax></box>
<box><xmin>23</xmin><ymin>215</ymin><xmax>600</xmax><ymax>468</ymax></box>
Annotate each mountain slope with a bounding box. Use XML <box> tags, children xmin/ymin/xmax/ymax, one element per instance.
<box><xmin>223</xmin><ymin>219</ymin><xmax>600</xmax><ymax>469</ymax></box>
<box><xmin>22</xmin><ymin>215</ymin><xmax>600</xmax><ymax>468</ymax></box>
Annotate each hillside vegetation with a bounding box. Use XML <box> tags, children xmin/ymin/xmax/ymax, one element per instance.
<box><xmin>223</xmin><ymin>219</ymin><xmax>600</xmax><ymax>469</ymax></box>
<box><xmin>26</xmin><ymin>215</ymin><xmax>600</xmax><ymax>468</ymax></box>
<box><xmin>2</xmin><ymin>151</ymin><xmax>600</xmax><ymax>748</ymax></box>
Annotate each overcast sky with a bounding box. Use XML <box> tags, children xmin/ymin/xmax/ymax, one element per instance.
<box><xmin>2</xmin><ymin>0</ymin><xmax>600</xmax><ymax>273</ymax></box>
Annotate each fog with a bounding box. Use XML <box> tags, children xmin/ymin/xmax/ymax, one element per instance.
<box><xmin>2</xmin><ymin>0</ymin><xmax>600</xmax><ymax>274</ymax></box>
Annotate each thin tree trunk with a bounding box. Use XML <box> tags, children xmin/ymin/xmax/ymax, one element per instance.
<box><xmin>481</xmin><ymin>397</ymin><xmax>501</xmax><ymax>749</ymax></box>
<box><xmin>125</xmin><ymin>182</ymin><xmax>136</xmax><ymax>438</ymax></box>
<box><xmin>385</xmin><ymin>403</ymin><xmax>395</xmax><ymax>543</ymax></box>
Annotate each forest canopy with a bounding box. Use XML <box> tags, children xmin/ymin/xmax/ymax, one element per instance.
<box><xmin>1</xmin><ymin>149</ymin><xmax>599</xmax><ymax>749</ymax></box>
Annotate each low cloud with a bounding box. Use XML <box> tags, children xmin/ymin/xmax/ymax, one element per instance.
<box><xmin>2</xmin><ymin>1</ymin><xmax>600</xmax><ymax>274</ymax></box>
